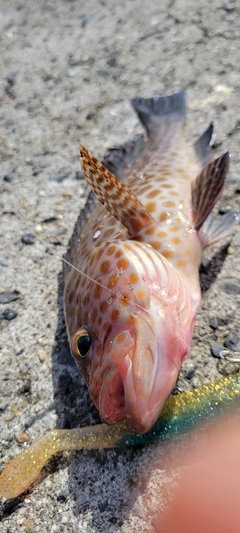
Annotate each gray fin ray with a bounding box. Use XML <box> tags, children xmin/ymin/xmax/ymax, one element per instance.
<box><xmin>131</xmin><ymin>91</ymin><xmax>186</xmax><ymax>137</ymax></box>
<box><xmin>199</xmin><ymin>211</ymin><xmax>237</xmax><ymax>248</ymax></box>
<box><xmin>194</xmin><ymin>123</ymin><xmax>213</xmax><ymax>167</ymax></box>
<box><xmin>102</xmin><ymin>135</ymin><xmax>146</xmax><ymax>179</ymax></box>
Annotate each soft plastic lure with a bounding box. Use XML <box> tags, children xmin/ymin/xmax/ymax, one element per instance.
<box><xmin>1</xmin><ymin>370</ymin><xmax>240</xmax><ymax>499</ymax></box>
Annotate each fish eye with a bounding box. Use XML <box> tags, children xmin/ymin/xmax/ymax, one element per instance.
<box><xmin>73</xmin><ymin>329</ymin><xmax>91</xmax><ymax>358</ymax></box>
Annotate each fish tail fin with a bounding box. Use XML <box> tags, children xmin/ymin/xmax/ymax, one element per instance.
<box><xmin>131</xmin><ymin>90</ymin><xmax>186</xmax><ymax>137</ymax></box>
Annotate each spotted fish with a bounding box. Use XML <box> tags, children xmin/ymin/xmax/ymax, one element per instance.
<box><xmin>63</xmin><ymin>91</ymin><xmax>235</xmax><ymax>434</ymax></box>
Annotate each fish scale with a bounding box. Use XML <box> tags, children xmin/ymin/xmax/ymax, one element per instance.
<box><xmin>63</xmin><ymin>90</ymin><xmax>235</xmax><ymax>434</ymax></box>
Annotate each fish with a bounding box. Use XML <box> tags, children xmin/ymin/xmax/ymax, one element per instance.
<box><xmin>1</xmin><ymin>368</ymin><xmax>240</xmax><ymax>498</ymax></box>
<box><xmin>63</xmin><ymin>90</ymin><xmax>236</xmax><ymax>434</ymax></box>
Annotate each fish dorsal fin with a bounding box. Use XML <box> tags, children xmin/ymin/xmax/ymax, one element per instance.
<box><xmin>102</xmin><ymin>135</ymin><xmax>146</xmax><ymax>180</ymax></box>
<box><xmin>79</xmin><ymin>145</ymin><xmax>154</xmax><ymax>237</ymax></box>
<box><xmin>131</xmin><ymin>90</ymin><xmax>186</xmax><ymax>138</ymax></box>
<box><xmin>191</xmin><ymin>152</ymin><xmax>229</xmax><ymax>231</ymax></box>
<box><xmin>194</xmin><ymin>123</ymin><xmax>213</xmax><ymax>167</ymax></box>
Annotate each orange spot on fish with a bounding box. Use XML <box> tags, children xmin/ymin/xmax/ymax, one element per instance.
<box><xmin>103</xmin><ymin>228</ymin><xmax>113</xmax><ymax>239</ymax></box>
<box><xmin>129</xmin><ymin>272</ymin><xmax>139</xmax><ymax>284</ymax></box>
<box><xmin>149</xmin><ymin>241</ymin><xmax>161</xmax><ymax>251</ymax></box>
<box><xmin>162</xmin><ymin>250</ymin><xmax>174</xmax><ymax>259</ymax></box>
<box><xmin>100</xmin><ymin>301</ymin><xmax>108</xmax><ymax>313</ymax></box>
<box><xmin>111</xmin><ymin>309</ymin><xmax>119</xmax><ymax>321</ymax></box>
<box><xmin>94</xmin><ymin>285</ymin><xmax>102</xmax><ymax>299</ymax></box>
<box><xmin>145</xmin><ymin>226</ymin><xmax>155</xmax><ymax>235</ymax></box>
<box><xmin>129</xmin><ymin>315</ymin><xmax>137</xmax><ymax>325</ymax></box>
<box><xmin>158</xmin><ymin>231</ymin><xmax>167</xmax><ymax>239</ymax></box>
<box><xmin>103</xmin><ymin>322</ymin><xmax>110</xmax><ymax>332</ymax></box>
<box><xmin>147</xmin><ymin>189</ymin><xmax>160</xmax><ymax>199</ymax></box>
<box><xmin>100</xmin><ymin>260</ymin><xmax>110</xmax><ymax>274</ymax></box>
<box><xmin>169</xmin><ymin>226</ymin><xmax>179</xmax><ymax>232</ymax></box>
<box><xmin>91</xmin><ymin>308</ymin><xmax>98</xmax><ymax>322</ymax></box>
<box><xmin>171</xmin><ymin>237</ymin><xmax>182</xmax><ymax>245</ymax></box>
<box><xmin>176</xmin><ymin>260</ymin><xmax>186</xmax><ymax>268</ymax></box>
<box><xmin>106</xmin><ymin>245</ymin><xmax>116</xmax><ymax>256</ymax></box>
<box><xmin>107</xmin><ymin>274</ymin><xmax>119</xmax><ymax>288</ymax></box>
<box><xmin>185</xmin><ymin>249</ymin><xmax>191</xmax><ymax>256</ymax></box>
<box><xmin>136</xmin><ymin>289</ymin><xmax>145</xmax><ymax>299</ymax></box>
<box><xmin>146</xmin><ymin>202</ymin><xmax>157</xmax><ymax>214</ymax></box>
<box><xmin>117</xmin><ymin>258</ymin><xmax>129</xmax><ymax>270</ymax></box>
<box><xmin>159</xmin><ymin>212</ymin><xmax>169</xmax><ymax>222</ymax></box>
<box><xmin>120</xmin><ymin>293</ymin><xmax>130</xmax><ymax>305</ymax></box>
<box><xmin>164</xmin><ymin>201</ymin><xmax>175</xmax><ymax>208</ymax></box>
<box><xmin>115</xmin><ymin>250</ymin><xmax>122</xmax><ymax>259</ymax></box>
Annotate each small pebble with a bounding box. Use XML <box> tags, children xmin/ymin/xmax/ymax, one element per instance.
<box><xmin>0</xmin><ymin>291</ymin><xmax>20</xmax><ymax>304</ymax></box>
<box><xmin>17</xmin><ymin>432</ymin><xmax>30</xmax><ymax>443</ymax></box>
<box><xmin>25</xmin><ymin>518</ymin><xmax>34</xmax><ymax>533</ymax></box>
<box><xmin>57</xmin><ymin>490</ymin><xmax>68</xmax><ymax>503</ymax></box>
<box><xmin>224</xmin><ymin>334</ymin><xmax>240</xmax><ymax>352</ymax></box>
<box><xmin>211</xmin><ymin>344</ymin><xmax>224</xmax><ymax>359</ymax></box>
<box><xmin>209</xmin><ymin>318</ymin><xmax>219</xmax><ymax>330</ymax></box>
<box><xmin>22</xmin><ymin>233</ymin><xmax>36</xmax><ymax>245</ymax></box>
<box><xmin>3</xmin><ymin>173</ymin><xmax>14</xmax><ymax>182</ymax></box>
<box><xmin>185</xmin><ymin>365</ymin><xmax>197</xmax><ymax>380</ymax></box>
<box><xmin>5</xmin><ymin>412</ymin><xmax>15</xmax><ymax>422</ymax></box>
<box><xmin>35</xmin><ymin>224</ymin><xmax>42</xmax><ymax>233</ymax></box>
<box><xmin>48</xmin><ymin>172</ymin><xmax>70</xmax><ymax>182</ymax></box>
<box><xmin>220</xmin><ymin>280</ymin><xmax>240</xmax><ymax>295</ymax></box>
<box><xmin>38</xmin><ymin>349</ymin><xmax>47</xmax><ymax>361</ymax></box>
<box><xmin>0</xmin><ymin>257</ymin><xmax>10</xmax><ymax>267</ymax></box>
<box><xmin>1</xmin><ymin>308</ymin><xmax>18</xmax><ymax>321</ymax></box>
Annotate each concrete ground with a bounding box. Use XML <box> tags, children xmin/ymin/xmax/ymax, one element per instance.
<box><xmin>0</xmin><ymin>0</ymin><xmax>240</xmax><ymax>531</ymax></box>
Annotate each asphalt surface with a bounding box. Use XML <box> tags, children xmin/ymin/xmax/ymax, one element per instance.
<box><xmin>1</xmin><ymin>0</ymin><xmax>240</xmax><ymax>531</ymax></box>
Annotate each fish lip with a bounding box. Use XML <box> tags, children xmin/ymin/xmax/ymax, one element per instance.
<box><xmin>99</xmin><ymin>355</ymin><xmax>161</xmax><ymax>434</ymax></box>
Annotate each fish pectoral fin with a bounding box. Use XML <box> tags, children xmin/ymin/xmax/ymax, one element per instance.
<box><xmin>193</xmin><ymin>122</ymin><xmax>213</xmax><ymax>167</ymax></box>
<box><xmin>191</xmin><ymin>152</ymin><xmax>229</xmax><ymax>231</ymax></box>
<box><xmin>199</xmin><ymin>212</ymin><xmax>238</xmax><ymax>248</ymax></box>
<box><xmin>102</xmin><ymin>135</ymin><xmax>146</xmax><ymax>180</ymax></box>
<box><xmin>79</xmin><ymin>145</ymin><xmax>154</xmax><ymax>237</ymax></box>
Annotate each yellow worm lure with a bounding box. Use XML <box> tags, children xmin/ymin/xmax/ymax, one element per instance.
<box><xmin>1</xmin><ymin>370</ymin><xmax>240</xmax><ymax>499</ymax></box>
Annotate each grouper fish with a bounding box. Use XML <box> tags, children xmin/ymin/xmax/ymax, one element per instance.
<box><xmin>63</xmin><ymin>91</ymin><xmax>235</xmax><ymax>434</ymax></box>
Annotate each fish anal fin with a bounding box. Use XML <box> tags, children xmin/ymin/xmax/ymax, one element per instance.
<box><xmin>102</xmin><ymin>135</ymin><xmax>146</xmax><ymax>180</ymax></box>
<box><xmin>79</xmin><ymin>145</ymin><xmax>154</xmax><ymax>237</ymax></box>
<box><xmin>132</xmin><ymin>91</ymin><xmax>185</xmax><ymax>138</ymax></box>
<box><xmin>199</xmin><ymin>212</ymin><xmax>237</xmax><ymax>248</ymax></box>
<box><xmin>194</xmin><ymin>122</ymin><xmax>213</xmax><ymax>167</ymax></box>
<box><xmin>191</xmin><ymin>152</ymin><xmax>229</xmax><ymax>231</ymax></box>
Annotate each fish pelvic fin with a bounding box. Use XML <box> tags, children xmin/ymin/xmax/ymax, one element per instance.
<box><xmin>131</xmin><ymin>90</ymin><xmax>186</xmax><ymax>138</ymax></box>
<box><xmin>191</xmin><ymin>152</ymin><xmax>229</xmax><ymax>232</ymax></box>
<box><xmin>194</xmin><ymin>122</ymin><xmax>214</xmax><ymax>168</ymax></box>
<box><xmin>79</xmin><ymin>145</ymin><xmax>154</xmax><ymax>237</ymax></box>
<box><xmin>199</xmin><ymin>212</ymin><xmax>237</xmax><ymax>248</ymax></box>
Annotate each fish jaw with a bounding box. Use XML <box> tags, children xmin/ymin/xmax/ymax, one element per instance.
<box><xmin>98</xmin><ymin>302</ymin><xmax>194</xmax><ymax>434</ymax></box>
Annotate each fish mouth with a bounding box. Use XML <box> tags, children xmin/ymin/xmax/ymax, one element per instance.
<box><xmin>99</xmin><ymin>340</ymin><xmax>180</xmax><ymax>434</ymax></box>
<box><xmin>99</xmin><ymin>354</ymin><xmax>171</xmax><ymax>434</ymax></box>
